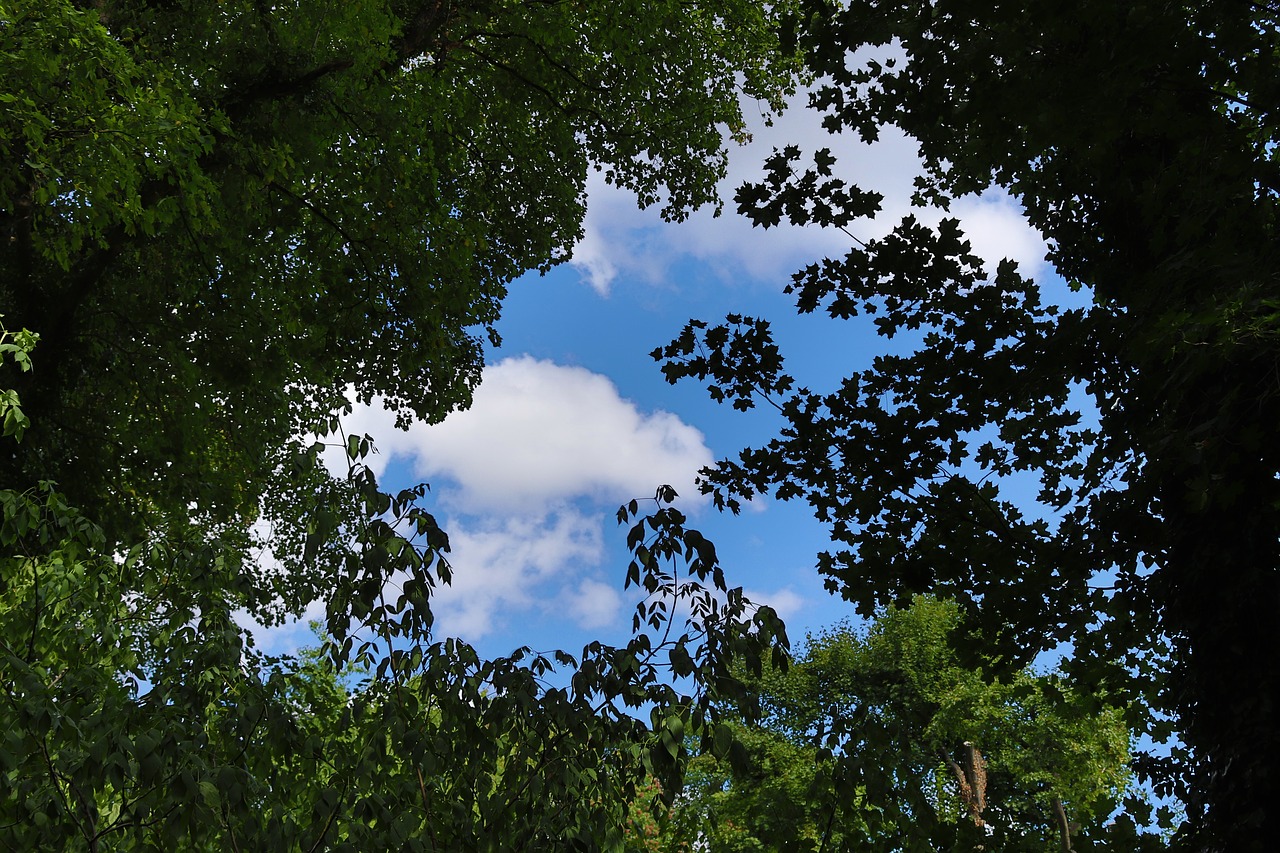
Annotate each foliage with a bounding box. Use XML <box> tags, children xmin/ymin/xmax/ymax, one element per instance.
<box><xmin>0</xmin><ymin>1</ymin><xmax>800</xmax><ymax>849</ymax></box>
<box><xmin>1</xmin><ymin>451</ymin><xmax>789</xmax><ymax>849</ymax></box>
<box><xmin>0</xmin><ymin>0</ymin><xmax>800</xmax><ymax>540</ymax></box>
<box><xmin>0</xmin><ymin>319</ymin><xmax>36</xmax><ymax>440</ymax></box>
<box><xmin>632</xmin><ymin>597</ymin><xmax>1149</xmax><ymax>852</ymax></box>
<box><xmin>654</xmin><ymin>1</ymin><xmax>1279</xmax><ymax>848</ymax></box>
<box><xmin>623</xmin><ymin>777</ymin><xmax>675</xmax><ymax>853</ymax></box>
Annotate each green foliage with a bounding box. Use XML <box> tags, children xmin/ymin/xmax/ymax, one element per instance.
<box><xmin>654</xmin><ymin>1</ymin><xmax>1279</xmax><ymax>847</ymax></box>
<box><xmin>0</xmin><ymin>1</ymin><xmax>799</xmax><ymax>849</ymax></box>
<box><xmin>0</xmin><ymin>319</ymin><xmax>37</xmax><ymax>440</ymax></box>
<box><xmin>0</xmin><ymin>464</ymin><xmax>789</xmax><ymax>849</ymax></box>
<box><xmin>0</xmin><ymin>0</ymin><xmax>801</xmax><ymax>540</ymax></box>
<box><xmin>633</xmin><ymin>598</ymin><xmax>1147</xmax><ymax>852</ymax></box>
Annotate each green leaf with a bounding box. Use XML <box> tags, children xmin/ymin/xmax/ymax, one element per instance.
<box><xmin>199</xmin><ymin>780</ymin><xmax>221</xmax><ymax>811</ymax></box>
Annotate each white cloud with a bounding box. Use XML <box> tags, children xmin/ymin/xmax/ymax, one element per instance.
<box><xmin>560</xmin><ymin>578</ymin><xmax>624</xmax><ymax>631</ymax></box>
<box><xmin>235</xmin><ymin>539</ymin><xmax>329</xmax><ymax>657</ymax></box>
<box><xmin>309</xmin><ymin>359</ymin><xmax>720</xmax><ymax>645</ymax></box>
<box><xmin>949</xmin><ymin>190</ymin><xmax>1049</xmax><ymax>275</ymax></box>
<box><xmin>334</xmin><ymin>356</ymin><xmax>714</xmax><ymax>515</ymax></box>
<box><xmin>235</xmin><ymin>508</ymin><xmax>621</xmax><ymax>651</ymax></box>
<box><xmin>742</xmin><ymin>585</ymin><xmax>806</xmax><ymax>624</ymax></box>
<box><xmin>570</xmin><ymin>85</ymin><xmax>1050</xmax><ymax>294</ymax></box>
<box><xmin>423</xmin><ymin>509</ymin><xmax>609</xmax><ymax>640</ymax></box>
<box><xmin>571</xmin><ymin>217</ymin><xmax>620</xmax><ymax>296</ymax></box>
<box><xmin>237</xmin><ymin>598</ymin><xmax>328</xmax><ymax>658</ymax></box>
<box><xmin>656</xmin><ymin>580</ymin><xmax>808</xmax><ymax>639</ymax></box>
<box><xmin>571</xmin><ymin>94</ymin><xmax>865</xmax><ymax>293</ymax></box>
<box><xmin>233</xmin><ymin>520</ymin><xmax>328</xmax><ymax>657</ymax></box>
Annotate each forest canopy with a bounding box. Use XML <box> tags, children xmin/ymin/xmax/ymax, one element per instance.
<box><xmin>628</xmin><ymin>597</ymin><xmax>1142</xmax><ymax>852</ymax></box>
<box><xmin>0</xmin><ymin>1</ymin><xmax>797</xmax><ymax>848</ymax></box>
<box><xmin>656</xmin><ymin>0</ymin><xmax>1279</xmax><ymax>849</ymax></box>
<box><xmin>4</xmin><ymin>0</ymin><xmax>1278</xmax><ymax>850</ymax></box>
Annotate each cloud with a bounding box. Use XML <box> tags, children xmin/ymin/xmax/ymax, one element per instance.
<box><xmin>570</xmin><ymin>87</ymin><xmax>1050</xmax><ymax>294</ymax></box>
<box><xmin>233</xmin><ymin>520</ymin><xmax>330</xmax><ymax>658</ymax></box>
<box><xmin>235</xmin><ymin>508</ymin><xmax>622</xmax><ymax>650</ymax></box>
<box><xmin>306</xmin><ymin>358</ymin><xmax>720</xmax><ymax>646</ymax></box>
<box><xmin>571</xmin><ymin>94</ymin><xmax>864</xmax><ymax>293</ymax></box>
<box><xmin>335</xmin><ymin>356</ymin><xmax>714</xmax><ymax>515</ymax></box>
<box><xmin>559</xmin><ymin>578</ymin><xmax>624</xmax><ymax>631</ymax></box>
<box><xmin>742</xmin><ymin>585</ymin><xmax>806</xmax><ymax>624</ymax></box>
<box><xmin>423</xmin><ymin>509</ymin><xmax>609</xmax><ymax>640</ymax></box>
<box><xmin>234</xmin><ymin>533</ymin><xmax>805</xmax><ymax>656</ymax></box>
<box><xmin>949</xmin><ymin>190</ymin><xmax>1049</xmax><ymax>275</ymax></box>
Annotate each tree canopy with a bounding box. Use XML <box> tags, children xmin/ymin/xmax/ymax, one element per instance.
<box><xmin>0</xmin><ymin>0</ymin><xmax>797</xmax><ymax>536</ymax></box>
<box><xmin>629</xmin><ymin>597</ymin><xmax>1149</xmax><ymax>852</ymax></box>
<box><xmin>0</xmin><ymin>1</ymin><xmax>797</xmax><ymax>848</ymax></box>
<box><xmin>656</xmin><ymin>1</ymin><xmax>1279</xmax><ymax>849</ymax></box>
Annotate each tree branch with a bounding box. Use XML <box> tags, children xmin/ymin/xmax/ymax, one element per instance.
<box><xmin>940</xmin><ymin>742</ymin><xmax>987</xmax><ymax>827</ymax></box>
<box><xmin>1051</xmin><ymin>796</ymin><xmax>1075</xmax><ymax>853</ymax></box>
<box><xmin>222</xmin><ymin>58</ymin><xmax>357</xmax><ymax>120</ymax></box>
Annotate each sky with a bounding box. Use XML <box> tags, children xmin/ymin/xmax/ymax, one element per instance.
<box><xmin>250</xmin><ymin>92</ymin><xmax>1054</xmax><ymax>663</ymax></box>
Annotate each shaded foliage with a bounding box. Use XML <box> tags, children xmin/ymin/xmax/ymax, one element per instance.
<box><xmin>655</xmin><ymin>1</ymin><xmax>1279</xmax><ymax>848</ymax></box>
<box><xmin>0</xmin><ymin>1</ymin><xmax>800</xmax><ymax>848</ymax></box>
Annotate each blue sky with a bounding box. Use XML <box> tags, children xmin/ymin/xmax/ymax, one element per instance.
<box><xmin>249</xmin><ymin>95</ymin><xmax>1055</xmax><ymax>662</ymax></box>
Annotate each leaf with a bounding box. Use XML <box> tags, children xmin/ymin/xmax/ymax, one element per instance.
<box><xmin>199</xmin><ymin>780</ymin><xmax>221</xmax><ymax>812</ymax></box>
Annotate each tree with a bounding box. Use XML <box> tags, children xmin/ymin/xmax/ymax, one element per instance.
<box><xmin>0</xmin><ymin>0</ymin><xmax>798</xmax><ymax>541</ymax></box>
<box><xmin>654</xmin><ymin>1</ymin><xmax>1279</xmax><ymax>848</ymax></box>
<box><xmin>633</xmin><ymin>597</ymin><xmax>1148</xmax><ymax>852</ymax></box>
<box><xmin>0</xmin><ymin>1</ymin><xmax>797</xmax><ymax>848</ymax></box>
<box><xmin>1</xmin><ymin>410</ymin><xmax>788</xmax><ymax>849</ymax></box>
